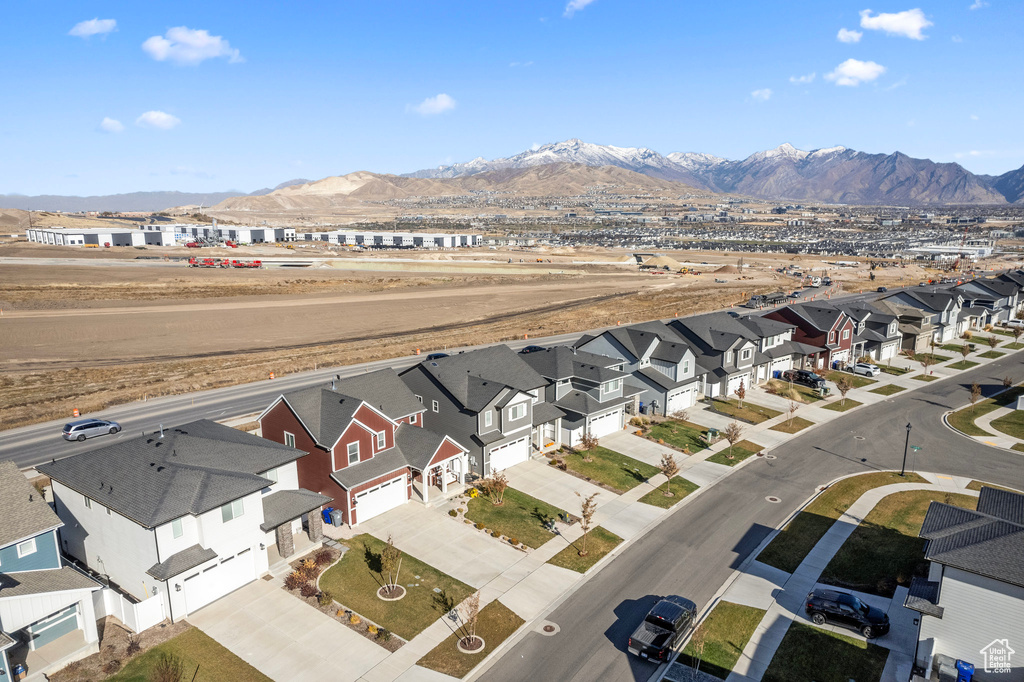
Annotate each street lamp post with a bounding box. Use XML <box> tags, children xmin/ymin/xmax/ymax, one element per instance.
<box><xmin>900</xmin><ymin>422</ymin><xmax>912</xmax><ymax>476</ymax></box>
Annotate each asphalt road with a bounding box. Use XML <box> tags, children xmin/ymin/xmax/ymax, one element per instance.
<box><xmin>478</xmin><ymin>351</ymin><xmax>1024</xmax><ymax>682</ymax></box>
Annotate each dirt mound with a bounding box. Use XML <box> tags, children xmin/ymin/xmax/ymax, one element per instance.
<box><xmin>642</xmin><ymin>255</ymin><xmax>683</xmax><ymax>270</ymax></box>
<box><xmin>714</xmin><ymin>264</ymin><xmax>739</xmax><ymax>274</ymax></box>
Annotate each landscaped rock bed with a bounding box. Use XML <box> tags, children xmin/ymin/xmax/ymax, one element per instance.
<box><xmin>445</xmin><ymin>493</ymin><xmax>532</xmax><ymax>551</ymax></box>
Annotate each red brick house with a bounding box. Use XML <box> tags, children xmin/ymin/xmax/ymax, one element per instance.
<box><xmin>259</xmin><ymin>369</ymin><xmax>467</xmax><ymax>526</ymax></box>
<box><xmin>763</xmin><ymin>302</ymin><xmax>855</xmax><ymax>370</ymax></box>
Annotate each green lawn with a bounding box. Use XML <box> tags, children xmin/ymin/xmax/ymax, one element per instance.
<box><xmin>825</xmin><ymin>370</ymin><xmax>877</xmax><ymax>388</ymax></box>
<box><xmin>912</xmin><ymin>374</ymin><xmax>939</xmax><ymax>382</ymax></box>
<box><xmin>947</xmin><ymin>360</ymin><xmax>980</xmax><ymax>370</ymax></box>
<box><xmin>967</xmin><ymin>480</ymin><xmax>1022</xmax><ymax>493</ymax></box>
<box><xmin>648</xmin><ymin>419</ymin><xmax>708</xmax><ymax>453</ymax></box>
<box><xmin>547</xmin><ymin>526</ymin><xmax>623</xmax><ymax>573</ymax></box>
<box><xmin>710</xmin><ymin>398</ymin><xmax>781</xmax><ymax>424</ymax></box>
<box><xmin>1014</xmin><ymin>443</ymin><xmax>1024</xmax><ymax>453</ymax></box>
<box><xmin>821</xmin><ymin>398</ymin><xmax>862</xmax><ymax>412</ymax></box>
<box><xmin>880</xmin><ymin>364</ymin><xmax>912</xmax><ymax>376</ymax></box>
<box><xmin>417</xmin><ymin>601</ymin><xmax>524</xmax><ymax>678</ymax></box>
<box><xmin>979</xmin><ymin>350</ymin><xmax>1006</xmax><ymax>359</ymax></box>
<box><xmin>947</xmin><ymin>385</ymin><xmax>1024</xmax><ymax>436</ymax></box>
<box><xmin>762</xmin><ymin>623</ymin><xmax>890</xmax><ymax>682</ymax></box>
<box><xmin>991</xmin><ymin>409</ymin><xmax>1024</xmax><ymax>439</ymax></box>
<box><xmin>318</xmin><ymin>534</ymin><xmax>474</xmax><ymax>641</ymax></box>
<box><xmin>769</xmin><ymin>416</ymin><xmax>814</xmax><ymax>434</ymax></box>
<box><xmin>821</xmin><ymin>490</ymin><xmax>975</xmax><ymax>597</ymax></box>
<box><xmin>765</xmin><ymin>379</ymin><xmax>824</xmax><ymax>403</ymax></box>
<box><xmin>638</xmin><ymin>477</ymin><xmax>700</xmax><ymax>508</ymax></box>
<box><xmin>940</xmin><ymin>343</ymin><xmax>971</xmax><ymax>353</ymax></box>
<box><xmin>869</xmin><ymin>384</ymin><xmax>905</xmax><ymax>396</ymax></box>
<box><xmin>678</xmin><ymin>601</ymin><xmax>766</xmax><ymax>679</ymax></box>
<box><xmin>109</xmin><ymin>628</ymin><xmax>271</xmax><ymax>682</ymax></box>
<box><xmin>707</xmin><ymin>440</ymin><xmax>763</xmax><ymax>466</ymax></box>
<box><xmin>465</xmin><ymin>487</ymin><xmax>565</xmax><ymax>549</ymax></box>
<box><xmin>915</xmin><ymin>352</ymin><xmax>953</xmax><ymax>364</ymax></box>
<box><xmin>1006</xmin><ymin>341</ymin><xmax>1024</xmax><ymax>350</ymax></box>
<box><xmin>757</xmin><ymin>472</ymin><xmax>927</xmax><ymax>574</ymax></box>
<box><xmin>563</xmin><ymin>447</ymin><xmax>660</xmax><ymax>493</ymax></box>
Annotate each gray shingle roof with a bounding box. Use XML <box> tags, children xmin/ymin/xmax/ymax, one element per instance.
<box><xmin>146</xmin><ymin>545</ymin><xmax>218</xmax><ymax>581</ymax></box>
<box><xmin>634</xmin><ymin>366</ymin><xmax>689</xmax><ymax>391</ymax></box>
<box><xmin>0</xmin><ymin>460</ymin><xmax>62</xmax><ymax>549</ymax></box>
<box><xmin>519</xmin><ymin>346</ymin><xmax>624</xmax><ymax>381</ymax></box>
<box><xmin>38</xmin><ymin>420</ymin><xmax>304</xmax><ymax>529</ymax></box>
<box><xmin>260</xmin><ymin>489</ymin><xmax>331</xmax><ymax>532</ymax></box>
<box><xmin>0</xmin><ymin>566</ymin><xmax>100</xmax><ymax>598</ymax></box>
<box><xmin>532</xmin><ymin>401</ymin><xmax>567</xmax><ymax>427</ymax></box>
<box><xmin>332</xmin><ymin>369</ymin><xmax>426</xmax><ymax>420</ymax></box>
<box><xmin>330</xmin><ymin>446</ymin><xmax>409</xmax><ymax>490</ymax></box>
<box><xmin>595</xmin><ymin>321</ymin><xmax>681</xmax><ymax>361</ymax></box>
<box><xmin>786</xmin><ymin>302</ymin><xmax>845</xmax><ymax>333</ymax></box>
<box><xmin>395</xmin><ymin>424</ymin><xmax>451</xmax><ymax>472</ymax></box>
<box><xmin>416</xmin><ymin>345</ymin><xmax>546</xmax><ymax>411</ymax></box>
<box><xmin>904</xmin><ymin>577</ymin><xmax>944</xmax><ymax>618</ymax></box>
<box><xmin>978</xmin><ymin>486</ymin><xmax>1024</xmax><ymax>525</ymax></box>
<box><xmin>329</xmin><ymin>423</ymin><xmax>466</xmax><ymax>489</ymax></box>
<box><xmin>554</xmin><ymin>388</ymin><xmax>641</xmax><ymax>420</ymax></box>
<box><xmin>280</xmin><ymin>387</ymin><xmax>364</xmax><ymax>447</ymax></box>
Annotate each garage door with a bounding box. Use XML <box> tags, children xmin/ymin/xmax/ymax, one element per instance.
<box><xmin>354</xmin><ymin>474</ymin><xmax>408</xmax><ymax>523</ymax></box>
<box><xmin>587</xmin><ymin>409</ymin><xmax>622</xmax><ymax>438</ymax></box>
<box><xmin>666</xmin><ymin>390</ymin><xmax>692</xmax><ymax>415</ymax></box>
<box><xmin>727</xmin><ymin>374</ymin><xmax>749</xmax><ymax>396</ymax></box>
<box><xmin>488</xmin><ymin>436</ymin><xmax>530</xmax><ymax>474</ymax></box>
<box><xmin>183</xmin><ymin>549</ymin><xmax>255</xmax><ymax>614</ymax></box>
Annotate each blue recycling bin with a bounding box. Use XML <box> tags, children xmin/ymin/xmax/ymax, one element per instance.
<box><xmin>956</xmin><ymin>660</ymin><xmax>975</xmax><ymax>682</ymax></box>
<box><xmin>773</xmin><ymin>370</ymin><xmax>781</xmax><ymax>379</ymax></box>
<box><xmin>321</xmin><ymin>507</ymin><xmax>334</xmax><ymax>525</ymax></box>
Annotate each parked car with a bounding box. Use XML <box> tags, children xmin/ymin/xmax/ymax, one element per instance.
<box><xmin>627</xmin><ymin>596</ymin><xmax>695</xmax><ymax>661</ymax></box>
<box><xmin>519</xmin><ymin>345</ymin><xmax>546</xmax><ymax>354</ymax></box>
<box><xmin>876</xmin><ymin>286</ymin><xmax>888</xmax><ymax>293</ymax></box>
<box><xmin>805</xmin><ymin>588</ymin><xmax>890</xmax><ymax>638</ymax></box>
<box><xmin>852</xmin><ymin>362</ymin><xmax>881</xmax><ymax>377</ymax></box>
<box><xmin>425</xmin><ymin>352</ymin><xmax>448</xmax><ymax>361</ymax></box>
<box><xmin>1005</xmin><ymin>319</ymin><xmax>1024</xmax><ymax>329</ymax></box>
<box><xmin>781</xmin><ymin>369</ymin><xmax>827</xmax><ymax>390</ymax></box>
<box><xmin>62</xmin><ymin>419</ymin><xmax>121</xmax><ymax>442</ymax></box>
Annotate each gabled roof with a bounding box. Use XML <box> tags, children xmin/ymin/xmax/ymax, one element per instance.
<box><xmin>330</xmin><ymin>423</ymin><xmax>467</xmax><ymax>489</ymax></box>
<box><xmin>0</xmin><ymin>565</ymin><xmax>100</xmax><ymax>598</ymax></box>
<box><xmin>519</xmin><ymin>346</ymin><xmax>626</xmax><ymax>383</ymax></box>
<box><xmin>587</xmin><ymin>321</ymin><xmax>682</xmax><ymax>362</ymax></box>
<box><xmin>38</xmin><ymin>420</ymin><xmax>304</xmax><ymax>529</ymax></box>
<box><xmin>0</xmin><ymin>460</ymin><xmax>62</xmax><ymax>549</ymax></box>
<box><xmin>146</xmin><ymin>545</ymin><xmax>217</xmax><ymax>581</ymax></box>
<box><xmin>784</xmin><ymin>302</ymin><xmax>847</xmax><ymax>333</ymax></box>
<box><xmin>276</xmin><ymin>387</ymin><xmax>364</xmax><ymax>448</ymax></box>
<box><xmin>870</xmin><ymin>298</ymin><xmax>927</xmax><ymax>322</ymax></box>
<box><xmin>894</xmin><ymin>290</ymin><xmax>962</xmax><ymax>314</ymax></box>
<box><xmin>413</xmin><ymin>345</ymin><xmax>546</xmax><ymax>411</ymax></box>
<box><xmin>671</xmin><ymin>312</ymin><xmax>753</xmax><ymax>353</ymax></box>
<box><xmin>259</xmin><ymin>489</ymin><xmax>331</xmax><ymax>532</ymax></box>
<box><xmin>960</xmin><ymin>278</ymin><xmax>1019</xmax><ymax>297</ymax></box>
<box><xmin>333</xmin><ymin>369</ymin><xmax>427</xmax><ymax>420</ymax></box>
<box><xmin>997</xmin><ymin>270</ymin><xmax>1024</xmax><ymax>288</ymax></box>
<box><xmin>554</xmin><ymin>388</ymin><xmax>640</xmax><ymax>418</ymax></box>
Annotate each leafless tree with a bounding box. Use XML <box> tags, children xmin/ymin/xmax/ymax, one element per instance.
<box><xmin>987</xmin><ymin>335</ymin><xmax>1000</xmax><ymax>350</ymax></box>
<box><xmin>787</xmin><ymin>400</ymin><xmax>799</xmax><ymax>426</ymax></box>
<box><xmin>659</xmin><ymin>453</ymin><xmax>679</xmax><ymax>497</ymax></box>
<box><xmin>579</xmin><ymin>431</ymin><xmax>599</xmax><ymax>462</ymax></box>
<box><xmin>960</xmin><ymin>343</ymin><xmax>971</xmax><ymax>364</ymax></box>
<box><xmin>1014</xmin><ymin>326</ymin><xmax>1023</xmax><ymax>345</ymax></box>
<box><xmin>480</xmin><ymin>472</ymin><xmax>508</xmax><ymax>506</ymax></box>
<box><xmin>461</xmin><ymin>590</ymin><xmax>481</xmax><ymax>645</ymax></box>
<box><xmin>834</xmin><ymin>375</ymin><xmax>854</xmax><ymax>406</ymax></box>
<box><xmin>970</xmin><ymin>382</ymin><xmax>982</xmax><ymax>413</ymax></box>
<box><xmin>670</xmin><ymin>409</ymin><xmax>689</xmax><ymax>423</ymax></box>
<box><xmin>723</xmin><ymin>422</ymin><xmax>744</xmax><ymax>459</ymax></box>
<box><xmin>918</xmin><ymin>350</ymin><xmax>934</xmax><ymax>376</ymax></box>
<box><xmin>381</xmin><ymin>534</ymin><xmax>403</xmax><ymax>592</ymax></box>
<box><xmin>735</xmin><ymin>379</ymin><xmax>746</xmax><ymax>408</ymax></box>
<box><xmin>1004</xmin><ymin>376</ymin><xmax>1014</xmax><ymax>390</ymax></box>
<box><xmin>575</xmin><ymin>491</ymin><xmax>599</xmax><ymax>557</ymax></box>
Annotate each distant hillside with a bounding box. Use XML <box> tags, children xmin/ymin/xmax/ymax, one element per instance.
<box><xmin>991</xmin><ymin>164</ymin><xmax>1024</xmax><ymax>204</ymax></box>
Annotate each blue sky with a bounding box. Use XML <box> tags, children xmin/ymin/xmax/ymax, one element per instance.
<box><xmin>1</xmin><ymin>1</ymin><xmax>1021</xmax><ymax>195</ymax></box>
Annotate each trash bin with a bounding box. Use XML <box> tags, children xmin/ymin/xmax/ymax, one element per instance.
<box><xmin>639</xmin><ymin>402</ymin><xmax>647</xmax><ymax>415</ymax></box>
<box><xmin>321</xmin><ymin>507</ymin><xmax>334</xmax><ymax>525</ymax></box>
<box><xmin>13</xmin><ymin>663</ymin><xmax>26</xmax><ymax>681</ymax></box>
<box><xmin>956</xmin><ymin>660</ymin><xmax>975</xmax><ymax>682</ymax></box>
<box><xmin>772</xmin><ymin>370</ymin><xmax>781</xmax><ymax>379</ymax></box>
<box><xmin>330</xmin><ymin>509</ymin><xmax>344</xmax><ymax>527</ymax></box>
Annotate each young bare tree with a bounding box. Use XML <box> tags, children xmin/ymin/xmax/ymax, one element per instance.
<box><xmin>659</xmin><ymin>453</ymin><xmax>679</xmax><ymax>497</ymax></box>
<box><xmin>1014</xmin><ymin>326</ymin><xmax>1023</xmax><ymax>346</ymax></box>
<box><xmin>722</xmin><ymin>421</ymin><xmax>743</xmax><ymax>459</ymax></box>
<box><xmin>918</xmin><ymin>350</ymin><xmax>934</xmax><ymax>376</ymax></box>
<box><xmin>987</xmin><ymin>335</ymin><xmax>1000</xmax><ymax>351</ymax></box>
<box><xmin>381</xmin><ymin>534</ymin><xmax>403</xmax><ymax>594</ymax></box>
<box><xmin>575</xmin><ymin>491</ymin><xmax>599</xmax><ymax>557</ymax></box>
<box><xmin>670</xmin><ymin>409</ymin><xmax>689</xmax><ymax>424</ymax></box>
<box><xmin>960</xmin><ymin>343</ymin><xmax>971</xmax><ymax>364</ymax></box>
<box><xmin>481</xmin><ymin>472</ymin><xmax>508</xmax><ymax>506</ymax></box>
<box><xmin>787</xmin><ymin>400</ymin><xmax>799</xmax><ymax>426</ymax></box>
<box><xmin>735</xmin><ymin>379</ymin><xmax>746</xmax><ymax>408</ymax></box>
<box><xmin>970</xmin><ymin>382</ymin><xmax>983</xmax><ymax>413</ymax></box>
<box><xmin>579</xmin><ymin>431</ymin><xmax>599</xmax><ymax>462</ymax></box>
<box><xmin>834</xmin><ymin>375</ymin><xmax>853</xmax><ymax>406</ymax></box>
<box><xmin>1004</xmin><ymin>376</ymin><xmax>1014</xmax><ymax>390</ymax></box>
<box><xmin>461</xmin><ymin>590</ymin><xmax>481</xmax><ymax>647</ymax></box>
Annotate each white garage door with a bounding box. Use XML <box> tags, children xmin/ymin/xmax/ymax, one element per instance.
<box><xmin>587</xmin><ymin>408</ymin><xmax>622</xmax><ymax>438</ymax></box>
<box><xmin>666</xmin><ymin>390</ymin><xmax>692</xmax><ymax>415</ymax></box>
<box><xmin>727</xmin><ymin>374</ymin><xmax>749</xmax><ymax>396</ymax></box>
<box><xmin>355</xmin><ymin>475</ymin><xmax>408</xmax><ymax>523</ymax></box>
<box><xmin>183</xmin><ymin>548</ymin><xmax>254</xmax><ymax>615</ymax></box>
<box><xmin>488</xmin><ymin>436</ymin><xmax>530</xmax><ymax>474</ymax></box>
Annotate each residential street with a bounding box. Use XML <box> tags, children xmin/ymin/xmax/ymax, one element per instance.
<box><xmin>478</xmin><ymin>352</ymin><xmax>1024</xmax><ymax>682</ymax></box>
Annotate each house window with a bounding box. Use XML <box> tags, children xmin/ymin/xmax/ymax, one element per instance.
<box><xmin>683</xmin><ymin>361</ymin><xmax>689</xmax><ymax>373</ymax></box>
<box><xmin>509</xmin><ymin>403</ymin><xmax>527</xmax><ymax>420</ymax></box>
<box><xmin>172</xmin><ymin>517</ymin><xmax>184</xmax><ymax>539</ymax></box>
<box><xmin>348</xmin><ymin>441</ymin><xmax>360</xmax><ymax>464</ymax></box>
<box><xmin>16</xmin><ymin>538</ymin><xmax>37</xmax><ymax>558</ymax></box>
<box><xmin>842</xmin><ymin>329</ymin><xmax>850</xmax><ymax>340</ymax></box>
<box><xmin>221</xmin><ymin>499</ymin><xmax>244</xmax><ymax>523</ymax></box>
<box><xmin>264</xmin><ymin>468</ymin><xmax>279</xmax><ymax>484</ymax></box>
<box><xmin>484</xmin><ymin>411</ymin><xmax>493</xmax><ymax>428</ymax></box>
<box><xmin>890</xmin><ymin>323</ymin><xmax>896</xmax><ymax>335</ymax></box>
<box><xmin>741</xmin><ymin>349</ymin><xmax>752</xmax><ymax>360</ymax></box>
<box><xmin>432</xmin><ymin>400</ymin><xmax>439</xmax><ymax>413</ymax></box>
<box><xmin>283</xmin><ymin>431</ymin><xmax>296</xmax><ymax>448</ymax></box>
<box><xmin>410</xmin><ymin>413</ymin><xmax>417</xmax><ymax>424</ymax></box>
<box><xmin>376</xmin><ymin>431</ymin><xmax>386</xmax><ymax>449</ymax></box>
<box><xmin>415</xmin><ymin>395</ymin><xmax>423</xmax><ymax>403</ymax></box>
<box><xmin>84</xmin><ymin>496</ymin><xmax>91</xmax><ymax>509</ymax></box>
<box><xmin>829</xmin><ymin>332</ymin><xmax>835</xmax><ymax>343</ymax></box>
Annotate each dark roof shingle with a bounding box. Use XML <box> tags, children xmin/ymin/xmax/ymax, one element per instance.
<box><xmin>0</xmin><ymin>460</ymin><xmax>62</xmax><ymax>548</ymax></box>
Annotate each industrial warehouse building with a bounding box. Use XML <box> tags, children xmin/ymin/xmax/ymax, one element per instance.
<box><xmin>138</xmin><ymin>224</ymin><xmax>297</xmax><ymax>244</ymax></box>
<box><xmin>298</xmin><ymin>230</ymin><xmax>482</xmax><ymax>248</ymax></box>
<box><xmin>26</xmin><ymin>227</ymin><xmax>175</xmax><ymax>247</ymax></box>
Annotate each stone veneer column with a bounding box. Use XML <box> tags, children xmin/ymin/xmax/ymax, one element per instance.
<box><xmin>307</xmin><ymin>509</ymin><xmax>324</xmax><ymax>542</ymax></box>
<box><xmin>276</xmin><ymin>523</ymin><xmax>295</xmax><ymax>559</ymax></box>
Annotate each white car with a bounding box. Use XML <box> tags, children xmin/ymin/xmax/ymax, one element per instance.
<box><xmin>852</xmin><ymin>363</ymin><xmax>881</xmax><ymax>377</ymax></box>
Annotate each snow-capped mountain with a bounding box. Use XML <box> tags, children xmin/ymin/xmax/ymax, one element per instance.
<box><xmin>406</xmin><ymin>140</ymin><xmax>1011</xmax><ymax>204</ymax></box>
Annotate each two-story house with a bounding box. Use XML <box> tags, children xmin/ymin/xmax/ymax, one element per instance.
<box><xmin>953</xmin><ymin>278</ymin><xmax>1020</xmax><ymax>325</ymax></box>
<box><xmin>763</xmin><ymin>302</ymin><xmax>855</xmax><ymax>370</ymax></box>
<box><xmin>905</xmin><ymin>486</ymin><xmax>1024</xmax><ymax>680</ymax></box>
<box><xmin>574</xmin><ymin>321</ymin><xmax>701</xmax><ymax>416</ymax></box>
<box><xmin>836</xmin><ymin>304</ymin><xmax>901</xmax><ymax>362</ymax></box>
<box><xmin>399</xmin><ymin>345</ymin><xmax>561</xmax><ymax>477</ymax></box>
<box><xmin>260</xmin><ymin>368</ymin><xmax>469</xmax><ymax>525</ymax></box>
<box><xmin>870</xmin><ymin>299</ymin><xmax>936</xmax><ymax>353</ymax></box>
<box><xmin>39</xmin><ymin>421</ymin><xmax>328</xmax><ymax>623</ymax></box>
<box><xmin>519</xmin><ymin>346</ymin><xmax>642</xmax><ymax>446</ymax></box>
<box><xmin>882</xmin><ymin>290</ymin><xmax>964</xmax><ymax>343</ymax></box>
<box><xmin>0</xmin><ymin>462</ymin><xmax>101</xmax><ymax>681</ymax></box>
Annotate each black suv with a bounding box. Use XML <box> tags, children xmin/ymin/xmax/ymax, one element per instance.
<box><xmin>781</xmin><ymin>369</ymin><xmax>826</xmax><ymax>391</ymax></box>
<box><xmin>805</xmin><ymin>589</ymin><xmax>890</xmax><ymax>638</ymax></box>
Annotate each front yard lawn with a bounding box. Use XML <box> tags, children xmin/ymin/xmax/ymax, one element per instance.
<box><xmin>947</xmin><ymin>385</ymin><xmax>1024</xmax><ymax>436</ymax></box>
<box><xmin>991</xmin><ymin>409</ymin><xmax>1024</xmax><ymax>439</ymax></box>
<box><xmin>547</xmin><ymin>526</ymin><xmax>623</xmax><ymax>573</ymax></box>
<box><xmin>710</xmin><ymin>398</ymin><xmax>781</xmax><ymax>424</ymax></box>
<box><xmin>678</xmin><ymin>601</ymin><xmax>766</xmax><ymax>679</ymax></box>
<box><xmin>318</xmin><ymin>534</ymin><xmax>474</xmax><ymax>641</ymax></box>
<box><xmin>109</xmin><ymin>628</ymin><xmax>271</xmax><ymax>682</ymax></box>
<box><xmin>940</xmin><ymin>343</ymin><xmax>970</xmax><ymax>352</ymax></box>
<box><xmin>869</xmin><ymin>384</ymin><xmax>905</xmax><ymax>396</ymax></box>
<box><xmin>979</xmin><ymin>350</ymin><xmax>1006</xmax><ymax>359</ymax></box>
<box><xmin>563</xmin><ymin>446</ymin><xmax>660</xmax><ymax>493</ymax></box>
<box><xmin>1014</xmin><ymin>443</ymin><xmax>1024</xmax><ymax>453</ymax></box>
<box><xmin>821</xmin><ymin>490</ymin><xmax>975</xmax><ymax>597</ymax></box>
<box><xmin>762</xmin><ymin>623</ymin><xmax>890</xmax><ymax>682</ymax></box>
<box><xmin>825</xmin><ymin>370</ymin><xmax>877</xmax><ymax>388</ymax></box>
<box><xmin>880</xmin><ymin>364</ymin><xmax>912</xmax><ymax>376</ymax></box>
<box><xmin>465</xmin><ymin>487</ymin><xmax>565</xmax><ymax>549</ymax></box>
<box><xmin>648</xmin><ymin>419</ymin><xmax>708</xmax><ymax>453</ymax></box>
<box><xmin>1005</xmin><ymin>342</ymin><xmax>1024</xmax><ymax>350</ymax></box>
<box><xmin>707</xmin><ymin>439</ymin><xmax>763</xmax><ymax>466</ymax></box>
<box><xmin>912</xmin><ymin>374</ymin><xmax>939</xmax><ymax>382</ymax></box>
<box><xmin>821</xmin><ymin>398</ymin><xmax>862</xmax><ymax>412</ymax></box>
<box><xmin>914</xmin><ymin>352</ymin><xmax>953</xmax><ymax>364</ymax></box>
<box><xmin>769</xmin><ymin>416</ymin><xmax>814</xmax><ymax>434</ymax></box>
<box><xmin>417</xmin><ymin>600</ymin><xmax>524</xmax><ymax>678</ymax></box>
<box><xmin>638</xmin><ymin>476</ymin><xmax>699</xmax><ymax>508</ymax></box>
<box><xmin>947</xmin><ymin>360</ymin><xmax>980</xmax><ymax>370</ymax></box>
<box><xmin>757</xmin><ymin>472</ymin><xmax>927</xmax><ymax>574</ymax></box>
<box><xmin>967</xmin><ymin>480</ymin><xmax>1021</xmax><ymax>493</ymax></box>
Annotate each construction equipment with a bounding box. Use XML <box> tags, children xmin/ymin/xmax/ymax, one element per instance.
<box><xmin>229</xmin><ymin>259</ymin><xmax>263</xmax><ymax>268</ymax></box>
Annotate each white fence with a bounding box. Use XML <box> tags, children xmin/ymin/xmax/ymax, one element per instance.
<box><xmin>93</xmin><ymin>588</ymin><xmax>166</xmax><ymax>633</ymax></box>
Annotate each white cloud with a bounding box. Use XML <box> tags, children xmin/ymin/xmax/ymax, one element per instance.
<box><xmin>837</xmin><ymin>28</ymin><xmax>863</xmax><ymax>43</ymax></box>
<box><xmin>751</xmin><ymin>88</ymin><xmax>772</xmax><ymax>101</ymax></box>
<box><xmin>564</xmin><ymin>0</ymin><xmax>597</xmax><ymax>18</ymax></box>
<box><xmin>970</xmin><ymin>114</ymin><xmax>980</xmax><ymax>120</ymax></box>
<box><xmin>859</xmin><ymin>9</ymin><xmax>933</xmax><ymax>40</ymax></box>
<box><xmin>885</xmin><ymin>77</ymin><xmax>908</xmax><ymax>90</ymax></box>
<box><xmin>951</xmin><ymin>34</ymin><xmax>963</xmax><ymax>42</ymax></box>
<box><xmin>825</xmin><ymin>58</ymin><xmax>887</xmax><ymax>86</ymax></box>
<box><xmin>69</xmin><ymin>18</ymin><xmax>116</xmax><ymax>38</ymax></box>
<box><xmin>142</xmin><ymin>27</ymin><xmax>242</xmax><ymax>65</ymax></box>
<box><xmin>509</xmin><ymin>61</ymin><xmax>534</xmax><ymax>67</ymax></box>
<box><xmin>969</xmin><ymin>0</ymin><xmax>988</xmax><ymax>9</ymax></box>
<box><xmin>136</xmin><ymin>111</ymin><xmax>181</xmax><ymax>130</ymax></box>
<box><xmin>99</xmin><ymin>117</ymin><xmax>124</xmax><ymax>133</ymax></box>
<box><xmin>411</xmin><ymin>94</ymin><xmax>456</xmax><ymax>116</ymax></box>
<box><xmin>789</xmin><ymin>72</ymin><xmax>816</xmax><ymax>84</ymax></box>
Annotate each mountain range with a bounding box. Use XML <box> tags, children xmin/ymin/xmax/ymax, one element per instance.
<box><xmin>408</xmin><ymin>139</ymin><xmax>1024</xmax><ymax>206</ymax></box>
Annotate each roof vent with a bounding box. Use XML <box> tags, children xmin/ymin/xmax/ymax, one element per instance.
<box><xmin>159</xmin><ymin>424</ymin><xmax>164</xmax><ymax>439</ymax></box>
<box><xmin>331</xmin><ymin>380</ymin><xmax>336</xmax><ymax>390</ymax></box>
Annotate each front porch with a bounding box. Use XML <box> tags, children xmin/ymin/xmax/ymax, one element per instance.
<box><xmin>411</xmin><ymin>454</ymin><xmax>467</xmax><ymax>506</ymax></box>
<box><xmin>8</xmin><ymin>628</ymin><xmax>98</xmax><ymax>682</ymax></box>
<box><xmin>260</xmin><ymin>488</ymin><xmax>331</xmax><ymax>572</ymax></box>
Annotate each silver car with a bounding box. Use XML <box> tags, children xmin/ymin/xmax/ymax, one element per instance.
<box><xmin>852</xmin><ymin>363</ymin><xmax>881</xmax><ymax>377</ymax></box>
<box><xmin>62</xmin><ymin>419</ymin><xmax>121</xmax><ymax>442</ymax></box>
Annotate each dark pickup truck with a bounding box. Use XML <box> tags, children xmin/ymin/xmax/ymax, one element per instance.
<box><xmin>627</xmin><ymin>596</ymin><xmax>695</xmax><ymax>662</ymax></box>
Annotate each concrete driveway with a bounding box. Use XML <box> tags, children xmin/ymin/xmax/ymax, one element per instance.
<box><xmin>503</xmin><ymin>459</ymin><xmax>607</xmax><ymax>512</ymax></box>
<box><xmin>599</xmin><ymin>430</ymin><xmax>677</xmax><ymax>468</ymax></box>
<box><xmin>188</xmin><ymin>579</ymin><xmax>387</xmax><ymax>681</ymax></box>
